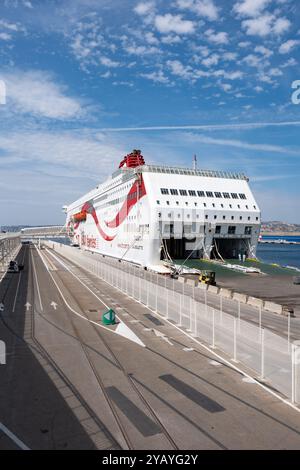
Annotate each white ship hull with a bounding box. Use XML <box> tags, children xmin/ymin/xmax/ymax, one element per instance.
<box><xmin>65</xmin><ymin>151</ymin><xmax>261</xmax><ymax>268</ymax></box>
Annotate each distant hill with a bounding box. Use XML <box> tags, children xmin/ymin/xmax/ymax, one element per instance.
<box><xmin>261</xmin><ymin>221</ymin><xmax>300</xmax><ymax>233</ymax></box>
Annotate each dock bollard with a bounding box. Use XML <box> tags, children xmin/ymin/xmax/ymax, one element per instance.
<box><xmin>102</xmin><ymin>308</ymin><xmax>116</xmax><ymax>325</ymax></box>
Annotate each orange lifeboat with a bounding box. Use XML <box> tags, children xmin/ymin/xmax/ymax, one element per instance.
<box><xmin>73</xmin><ymin>210</ymin><xmax>87</xmax><ymax>223</ymax></box>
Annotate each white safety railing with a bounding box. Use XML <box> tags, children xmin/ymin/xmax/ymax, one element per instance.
<box><xmin>45</xmin><ymin>242</ymin><xmax>300</xmax><ymax>405</ymax></box>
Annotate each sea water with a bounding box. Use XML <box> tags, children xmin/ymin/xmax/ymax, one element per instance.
<box><xmin>258</xmin><ymin>236</ymin><xmax>300</xmax><ymax>269</ymax></box>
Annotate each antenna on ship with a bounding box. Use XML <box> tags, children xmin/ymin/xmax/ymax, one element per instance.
<box><xmin>193</xmin><ymin>154</ymin><xmax>197</xmax><ymax>171</ymax></box>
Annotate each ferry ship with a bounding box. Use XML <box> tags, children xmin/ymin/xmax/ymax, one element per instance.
<box><xmin>64</xmin><ymin>150</ymin><xmax>261</xmax><ymax>270</ymax></box>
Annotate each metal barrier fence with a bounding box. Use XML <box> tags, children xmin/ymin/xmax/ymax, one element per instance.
<box><xmin>45</xmin><ymin>242</ymin><xmax>300</xmax><ymax>405</ymax></box>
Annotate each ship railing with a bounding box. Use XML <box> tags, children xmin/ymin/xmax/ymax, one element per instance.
<box><xmin>44</xmin><ymin>241</ymin><xmax>300</xmax><ymax>405</ymax></box>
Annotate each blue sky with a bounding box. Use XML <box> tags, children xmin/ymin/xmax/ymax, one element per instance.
<box><xmin>0</xmin><ymin>0</ymin><xmax>300</xmax><ymax>225</ymax></box>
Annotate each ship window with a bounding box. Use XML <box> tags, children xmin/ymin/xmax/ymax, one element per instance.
<box><xmin>223</xmin><ymin>192</ymin><xmax>230</xmax><ymax>198</ymax></box>
<box><xmin>240</xmin><ymin>216</ymin><xmax>242</xmax><ymax>220</ymax></box>
<box><xmin>231</xmin><ymin>216</ymin><xmax>234</xmax><ymax>220</ymax></box>
<box><xmin>166</xmin><ymin>201</ymin><xmax>170</xmax><ymax>205</ymax></box>
<box><xmin>239</xmin><ymin>193</ymin><xmax>246</xmax><ymax>199</ymax></box>
<box><xmin>237</xmin><ymin>204</ymin><xmax>240</xmax><ymax>208</ymax></box>
<box><xmin>246</xmin><ymin>205</ymin><xmax>249</xmax><ymax>209</ymax></box>
<box><xmin>231</xmin><ymin>193</ymin><xmax>238</xmax><ymax>199</ymax></box>
<box><xmin>212</xmin><ymin>203</ymin><xmax>215</xmax><ymax>207</ymax></box>
<box><xmin>204</xmin><ymin>203</ymin><xmax>207</xmax><ymax>207</ymax></box>
<box><xmin>214</xmin><ymin>192</ymin><xmax>222</xmax><ymax>198</ymax></box>
<box><xmin>215</xmin><ymin>225</ymin><xmax>221</xmax><ymax>234</ymax></box>
<box><xmin>185</xmin><ymin>202</ymin><xmax>188</xmax><ymax>206</ymax></box>
<box><xmin>194</xmin><ymin>202</ymin><xmax>197</xmax><ymax>206</ymax></box>
<box><xmin>179</xmin><ymin>189</ymin><xmax>187</xmax><ymax>196</ymax></box>
<box><xmin>229</xmin><ymin>204</ymin><xmax>232</xmax><ymax>208</ymax></box>
<box><xmin>228</xmin><ymin>226</ymin><xmax>236</xmax><ymax>234</ymax></box>
<box><xmin>176</xmin><ymin>201</ymin><xmax>179</xmax><ymax>205</ymax></box>
<box><xmin>221</xmin><ymin>204</ymin><xmax>224</xmax><ymax>208</ymax></box>
<box><xmin>170</xmin><ymin>189</ymin><xmax>178</xmax><ymax>195</ymax></box>
<box><xmin>205</xmin><ymin>215</ymin><xmax>208</xmax><ymax>219</ymax></box>
<box><xmin>188</xmin><ymin>190</ymin><xmax>196</xmax><ymax>196</ymax></box>
<box><xmin>197</xmin><ymin>190</ymin><xmax>205</xmax><ymax>197</ymax></box>
<box><xmin>214</xmin><ymin>215</ymin><xmax>217</xmax><ymax>219</ymax></box>
<box><xmin>253</xmin><ymin>205</ymin><xmax>256</xmax><ymax>209</ymax></box>
<box><xmin>161</xmin><ymin>188</ymin><xmax>169</xmax><ymax>195</ymax></box>
<box><xmin>156</xmin><ymin>200</ymin><xmax>160</xmax><ymax>204</ymax></box>
<box><xmin>256</xmin><ymin>217</ymin><xmax>259</xmax><ymax>221</ymax></box>
<box><xmin>206</xmin><ymin>191</ymin><xmax>214</xmax><ymax>197</ymax></box>
<box><xmin>245</xmin><ymin>226</ymin><xmax>252</xmax><ymax>235</ymax></box>
<box><xmin>223</xmin><ymin>215</ymin><xmax>226</xmax><ymax>220</ymax></box>
<box><xmin>248</xmin><ymin>216</ymin><xmax>251</xmax><ymax>221</ymax></box>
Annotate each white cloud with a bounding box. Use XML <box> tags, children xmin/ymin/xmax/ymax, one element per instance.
<box><xmin>141</xmin><ymin>70</ymin><xmax>170</xmax><ymax>83</ymax></box>
<box><xmin>254</xmin><ymin>45</ymin><xmax>273</xmax><ymax>57</ymax></box>
<box><xmin>2</xmin><ymin>70</ymin><xmax>83</xmax><ymax>120</ymax></box>
<box><xmin>0</xmin><ymin>32</ymin><xmax>11</xmax><ymax>40</ymax></box>
<box><xmin>238</xmin><ymin>41</ymin><xmax>251</xmax><ymax>48</ymax></box>
<box><xmin>183</xmin><ymin>133</ymin><xmax>298</xmax><ymax>154</ymax></box>
<box><xmin>123</xmin><ymin>44</ymin><xmax>160</xmax><ymax>55</ymax></box>
<box><xmin>155</xmin><ymin>14</ymin><xmax>195</xmax><ymax>34</ymax></box>
<box><xmin>100</xmin><ymin>56</ymin><xmax>120</xmax><ymax>67</ymax></box>
<box><xmin>161</xmin><ymin>34</ymin><xmax>182</xmax><ymax>44</ymax></box>
<box><xmin>202</xmin><ymin>53</ymin><xmax>219</xmax><ymax>67</ymax></box>
<box><xmin>273</xmin><ymin>17</ymin><xmax>291</xmax><ymax>35</ymax></box>
<box><xmin>134</xmin><ymin>2</ymin><xmax>155</xmax><ymax>16</ymax></box>
<box><xmin>279</xmin><ymin>39</ymin><xmax>300</xmax><ymax>54</ymax></box>
<box><xmin>243</xmin><ymin>54</ymin><xmax>262</xmax><ymax>67</ymax></box>
<box><xmin>220</xmin><ymin>83</ymin><xmax>232</xmax><ymax>92</ymax></box>
<box><xmin>205</xmin><ymin>29</ymin><xmax>228</xmax><ymax>44</ymax></box>
<box><xmin>144</xmin><ymin>31</ymin><xmax>159</xmax><ymax>45</ymax></box>
<box><xmin>233</xmin><ymin>0</ymin><xmax>271</xmax><ymax>18</ymax></box>
<box><xmin>242</xmin><ymin>13</ymin><xmax>291</xmax><ymax>37</ymax></box>
<box><xmin>166</xmin><ymin>60</ymin><xmax>193</xmax><ymax>79</ymax></box>
<box><xmin>176</xmin><ymin>0</ymin><xmax>219</xmax><ymax>21</ymax></box>
<box><xmin>242</xmin><ymin>14</ymin><xmax>273</xmax><ymax>36</ymax></box>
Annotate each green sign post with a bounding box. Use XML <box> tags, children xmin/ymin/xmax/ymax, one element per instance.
<box><xmin>102</xmin><ymin>308</ymin><xmax>116</xmax><ymax>325</ymax></box>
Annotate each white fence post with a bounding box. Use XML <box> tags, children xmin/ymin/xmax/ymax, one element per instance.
<box><xmin>211</xmin><ymin>309</ymin><xmax>215</xmax><ymax>349</ymax></box>
<box><xmin>291</xmin><ymin>341</ymin><xmax>300</xmax><ymax>404</ymax></box>
<box><xmin>166</xmin><ymin>288</ymin><xmax>169</xmax><ymax>319</ymax></box>
<box><xmin>288</xmin><ymin>312</ymin><xmax>291</xmax><ymax>354</ymax></box>
<box><xmin>259</xmin><ymin>305</ymin><xmax>262</xmax><ymax>341</ymax></box>
<box><xmin>260</xmin><ymin>328</ymin><xmax>265</xmax><ymax>381</ymax></box>
<box><xmin>139</xmin><ymin>276</ymin><xmax>142</xmax><ymax>302</ymax></box>
<box><xmin>156</xmin><ymin>281</ymin><xmax>158</xmax><ymax>312</ymax></box>
<box><xmin>238</xmin><ymin>301</ymin><xmax>241</xmax><ymax>333</ymax></box>
<box><xmin>233</xmin><ymin>318</ymin><xmax>237</xmax><ymax>362</ymax></box>
<box><xmin>193</xmin><ymin>299</ymin><xmax>197</xmax><ymax>336</ymax></box>
<box><xmin>179</xmin><ymin>295</ymin><xmax>182</xmax><ymax>326</ymax></box>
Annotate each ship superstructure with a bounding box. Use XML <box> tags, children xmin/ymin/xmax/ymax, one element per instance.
<box><xmin>64</xmin><ymin>150</ymin><xmax>261</xmax><ymax>269</ymax></box>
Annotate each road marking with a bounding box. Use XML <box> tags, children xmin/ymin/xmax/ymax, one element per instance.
<box><xmin>30</xmin><ymin>249</ymin><xmax>43</xmax><ymax>311</ymax></box>
<box><xmin>37</xmin><ymin>248</ymin><xmax>145</xmax><ymax>347</ymax></box>
<box><xmin>183</xmin><ymin>347</ymin><xmax>194</xmax><ymax>352</ymax></box>
<box><xmin>50</xmin><ymin>301</ymin><xmax>58</xmax><ymax>310</ymax></box>
<box><xmin>0</xmin><ymin>422</ymin><xmax>30</xmax><ymax>450</ymax></box>
<box><xmin>24</xmin><ymin>302</ymin><xmax>31</xmax><ymax>311</ymax></box>
<box><xmin>12</xmin><ymin>245</ymin><xmax>27</xmax><ymax>313</ymax></box>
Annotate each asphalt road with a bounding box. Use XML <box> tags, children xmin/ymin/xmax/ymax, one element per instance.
<box><xmin>78</xmin><ymin>248</ymin><xmax>300</xmax><ymax>342</ymax></box>
<box><xmin>1</xmin><ymin>244</ymin><xmax>300</xmax><ymax>449</ymax></box>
